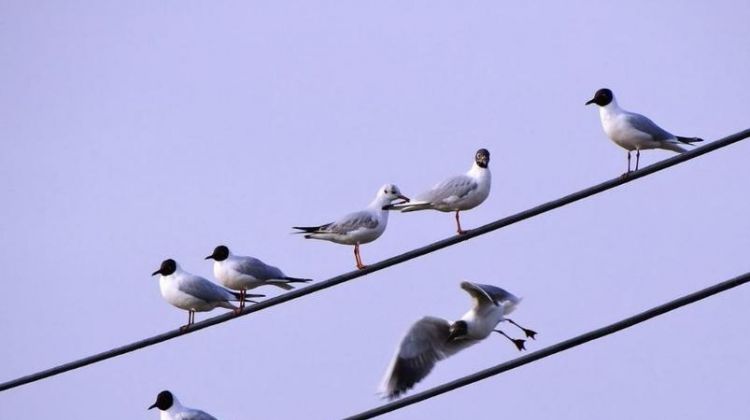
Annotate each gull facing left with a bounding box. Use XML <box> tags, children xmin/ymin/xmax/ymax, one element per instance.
<box><xmin>152</xmin><ymin>258</ymin><xmax>264</xmax><ymax>330</ymax></box>
<box><xmin>378</xmin><ymin>281</ymin><xmax>536</xmax><ymax>399</ymax></box>
<box><xmin>293</xmin><ymin>183</ymin><xmax>409</xmax><ymax>269</ymax></box>
<box><xmin>148</xmin><ymin>390</ymin><xmax>217</xmax><ymax>420</ymax></box>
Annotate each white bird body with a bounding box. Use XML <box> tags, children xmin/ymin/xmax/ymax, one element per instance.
<box><xmin>597</xmin><ymin>100</ymin><xmax>686</xmax><ymax>153</ymax></box>
<box><xmin>159</xmin><ymin>266</ymin><xmax>236</xmax><ymax>313</ymax></box>
<box><xmin>208</xmin><ymin>246</ymin><xmax>312</xmax><ymax>291</ymax></box>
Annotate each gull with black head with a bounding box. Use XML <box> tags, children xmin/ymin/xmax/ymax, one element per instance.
<box><xmin>152</xmin><ymin>258</ymin><xmax>264</xmax><ymax>330</ymax></box>
<box><xmin>387</xmin><ymin>149</ymin><xmax>491</xmax><ymax>235</ymax></box>
<box><xmin>293</xmin><ymin>183</ymin><xmax>409</xmax><ymax>269</ymax></box>
<box><xmin>206</xmin><ymin>244</ymin><xmax>312</xmax><ymax>308</ymax></box>
<box><xmin>586</xmin><ymin>88</ymin><xmax>703</xmax><ymax>174</ymax></box>
<box><xmin>378</xmin><ymin>281</ymin><xmax>536</xmax><ymax>399</ymax></box>
<box><xmin>148</xmin><ymin>390</ymin><xmax>217</xmax><ymax>420</ymax></box>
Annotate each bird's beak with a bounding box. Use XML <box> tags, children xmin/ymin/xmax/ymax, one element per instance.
<box><xmin>396</xmin><ymin>194</ymin><xmax>410</xmax><ymax>204</ymax></box>
<box><xmin>447</xmin><ymin>328</ymin><xmax>460</xmax><ymax>342</ymax></box>
<box><xmin>585</xmin><ymin>98</ymin><xmax>595</xmax><ymax>106</ymax></box>
<box><xmin>204</xmin><ymin>255</ymin><xmax>214</xmax><ymax>260</ymax></box>
<box><xmin>151</xmin><ymin>269</ymin><xmax>161</xmax><ymax>276</ymax></box>
<box><xmin>148</xmin><ymin>403</ymin><xmax>157</xmax><ymax>410</ymax></box>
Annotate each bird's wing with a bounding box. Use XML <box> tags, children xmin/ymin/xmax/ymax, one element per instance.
<box><xmin>378</xmin><ymin>316</ymin><xmax>473</xmax><ymax>399</ymax></box>
<box><xmin>325</xmin><ymin>210</ymin><xmax>379</xmax><ymax>234</ymax></box>
<box><xmin>233</xmin><ymin>256</ymin><xmax>284</xmax><ymax>280</ymax></box>
<box><xmin>460</xmin><ymin>281</ymin><xmax>497</xmax><ymax>307</ymax></box>
<box><xmin>625</xmin><ymin>112</ymin><xmax>675</xmax><ymax>142</ymax></box>
<box><xmin>178</xmin><ymin>275</ymin><xmax>232</xmax><ymax>302</ymax></box>
<box><xmin>416</xmin><ymin>174</ymin><xmax>478</xmax><ymax>205</ymax></box>
<box><xmin>178</xmin><ymin>409</ymin><xmax>218</xmax><ymax>420</ymax></box>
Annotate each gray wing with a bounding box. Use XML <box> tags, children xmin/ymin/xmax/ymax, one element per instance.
<box><xmin>179</xmin><ymin>275</ymin><xmax>233</xmax><ymax>302</ymax></box>
<box><xmin>325</xmin><ymin>210</ymin><xmax>379</xmax><ymax>234</ymax></box>
<box><xmin>234</xmin><ymin>256</ymin><xmax>284</xmax><ymax>279</ymax></box>
<box><xmin>378</xmin><ymin>316</ymin><xmax>474</xmax><ymax>399</ymax></box>
<box><xmin>625</xmin><ymin>112</ymin><xmax>675</xmax><ymax>142</ymax></box>
<box><xmin>417</xmin><ymin>174</ymin><xmax>478</xmax><ymax>204</ymax></box>
<box><xmin>178</xmin><ymin>409</ymin><xmax>218</xmax><ymax>420</ymax></box>
<box><xmin>461</xmin><ymin>281</ymin><xmax>520</xmax><ymax>307</ymax></box>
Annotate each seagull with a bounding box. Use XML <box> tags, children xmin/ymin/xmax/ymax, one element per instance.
<box><xmin>378</xmin><ymin>281</ymin><xmax>536</xmax><ymax>399</ymax></box>
<box><xmin>148</xmin><ymin>390</ymin><xmax>217</xmax><ymax>420</ymax></box>
<box><xmin>151</xmin><ymin>258</ymin><xmax>264</xmax><ymax>330</ymax></box>
<box><xmin>206</xmin><ymin>244</ymin><xmax>312</xmax><ymax>308</ymax></box>
<box><xmin>387</xmin><ymin>149</ymin><xmax>491</xmax><ymax>235</ymax></box>
<box><xmin>293</xmin><ymin>184</ymin><xmax>409</xmax><ymax>269</ymax></box>
<box><xmin>586</xmin><ymin>88</ymin><xmax>703</xmax><ymax>174</ymax></box>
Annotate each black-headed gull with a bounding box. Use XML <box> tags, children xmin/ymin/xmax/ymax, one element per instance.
<box><xmin>378</xmin><ymin>281</ymin><xmax>536</xmax><ymax>399</ymax></box>
<box><xmin>293</xmin><ymin>184</ymin><xmax>409</xmax><ymax>269</ymax></box>
<box><xmin>151</xmin><ymin>258</ymin><xmax>264</xmax><ymax>330</ymax></box>
<box><xmin>387</xmin><ymin>149</ymin><xmax>491</xmax><ymax>235</ymax></box>
<box><xmin>586</xmin><ymin>88</ymin><xmax>703</xmax><ymax>174</ymax></box>
<box><xmin>148</xmin><ymin>390</ymin><xmax>217</xmax><ymax>420</ymax></box>
<box><xmin>206</xmin><ymin>244</ymin><xmax>312</xmax><ymax>308</ymax></box>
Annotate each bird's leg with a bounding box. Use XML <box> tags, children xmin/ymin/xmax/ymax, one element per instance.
<box><xmin>635</xmin><ymin>149</ymin><xmax>641</xmax><ymax>171</ymax></box>
<box><xmin>505</xmin><ymin>318</ymin><xmax>537</xmax><ymax>339</ymax></box>
<box><xmin>455</xmin><ymin>210</ymin><xmax>466</xmax><ymax>235</ymax></box>
<box><xmin>621</xmin><ymin>151</ymin><xmax>632</xmax><ymax>178</ymax></box>
<box><xmin>240</xmin><ymin>289</ymin><xmax>246</xmax><ymax>309</ymax></box>
<box><xmin>494</xmin><ymin>329</ymin><xmax>526</xmax><ymax>351</ymax></box>
<box><xmin>181</xmin><ymin>311</ymin><xmax>193</xmax><ymax>332</ymax></box>
<box><xmin>354</xmin><ymin>243</ymin><xmax>366</xmax><ymax>270</ymax></box>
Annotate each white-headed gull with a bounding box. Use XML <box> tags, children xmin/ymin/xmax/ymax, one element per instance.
<box><xmin>378</xmin><ymin>281</ymin><xmax>536</xmax><ymax>399</ymax></box>
<box><xmin>586</xmin><ymin>88</ymin><xmax>703</xmax><ymax>174</ymax></box>
<box><xmin>148</xmin><ymin>390</ymin><xmax>217</xmax><ymax>420</ymax></box>
<box><xmin>387</xmin><ymin>149</ymin><xmax>491</xmax><ymax>235</ymax></box>
<box><xmin>293</xmin><ymin>184</ymin><xmax>409</xmax><ymax>269</ymax></box>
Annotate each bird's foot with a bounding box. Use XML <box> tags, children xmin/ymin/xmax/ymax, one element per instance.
<box><xmin>233</xmin><ymin>308</ymin><xmax>243</xmax><ymax>316</ymax></box>
<box><xmin>356</xmin><ymin>263</ymin><xmax>367</xmax><ymax>270</ymax></box>
<box><xmin>457</xmin><ymin>229</ymin><xmax>467</xmax><ymax>235</ymax></box>
<box><xmin>511</xmin><ymin>339</ymin><xmax>526</xmax><ymax>351</ymax></box>
<box><xmin>522</xmin><ymin>329</ymin><xmax>538</xmax><ymax>340</ymax></box>
<box><xmin>179</xmin><ymin>324</ymin><xmax>190</xmax><ymax>333</ymax></box>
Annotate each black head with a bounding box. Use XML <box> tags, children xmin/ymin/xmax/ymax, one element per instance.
<box><xmin>148</xmin><ymin>390</ymin><xmax>174</xmax><ymax>411</ymax></box>
<box><xmin>475</xmin><ymin>148</ymin><xmax>490</xmax><ymax>168</ymax></box>
<box><xmin>447</xmin><ymin>320</ymin><xmax>468</xmax><ymax>342</ymax></box>
<box><xmin>206</xmin><ymin>245</ymin><xmax>230</xmax><ymax>261</ymax></box>
<box><xmin>152</xmin><ymin>259</ymin><xmax>177</xmax><ymax>276</ymax></box>
<box><xmin>585</xmin><ymin>88</ymin><xmax>614</xmax><ymax>106</ymax></box>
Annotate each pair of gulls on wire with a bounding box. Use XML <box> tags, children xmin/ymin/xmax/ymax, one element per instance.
<box><xmin>587</xmin><ymin>88</ymin><xmax>703</xmax><ymax>175</ymax></box>
<box><xmin>293</xmin><ymin>148</ymin><xmax>491</xmax><ymax>269</ymax></box>
<box><xmin>149</xmin><ymin>390</ymin><xmax>216</xmax><ymax>420</ymax></box>
<box><xmin>152</xmin><ymin>245</ymin><xmax>311</xmax><ymax>330</ymax></box>
<box><xmin>378</xmin><ymin>281</ymin><xmax>537</xmax><ymax>400</ymax></box>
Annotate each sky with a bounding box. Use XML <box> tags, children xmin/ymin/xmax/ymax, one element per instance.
<box><xmin>1</xmin><ymin>1</ymin><xmax>750</xmax><ymax>419</ymax></box>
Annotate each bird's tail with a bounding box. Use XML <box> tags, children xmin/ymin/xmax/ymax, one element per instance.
<box><xmin>268</xmin><ymin>277</ymin><xmax>313</xmax><ymax>290</ymax></box>
<box><xmin>292</xmin><ymin>224</ymin><xmax>330</xmax><ymax>234</ymax></box>
<box><xmin>231</xmin><ymin>292</ymin><xmax>265</xmax><ymax>301</ymax></box>
<box><xmin>676</xmin><ymin>135</ymin><xmax>704</xmax><ymax>145</ymax></box>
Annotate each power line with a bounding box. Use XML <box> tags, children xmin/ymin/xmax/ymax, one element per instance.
<box><xmin>1</xmin><ymin>128</ymin><xmax>748</xmax><ymax>393</ymax></box>
<box><xmin>345</xmin><ymin>271</ymin><xmax>750</xmax><ymax>420</ymax></box>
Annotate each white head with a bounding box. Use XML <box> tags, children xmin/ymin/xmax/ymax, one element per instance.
<box><xmin>373</xmin><ymin>184</ymin><xmax>410</xmax><ymax>208</ymax></box>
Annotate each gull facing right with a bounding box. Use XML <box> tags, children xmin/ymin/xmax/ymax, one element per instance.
<box><xmin>148</xmin><ymin>390</ymin><xmax>217</xmax><ymax>420</ymax></box>
<box><xmin>152</xmin><ymin>258</ymin><xmax>264</xmax><ymax>330</ymax></box>
<box><xmin>586</xmin><ymin>88</ymin><xmax>703</xmax><ymax>174</ymax></box>
<box><xmin>293</xmin><ymin>183</ymin><xmax>409</xmax><ymax>269</ymax></box>
<box><xmin>378</xmin><ymin>281</ymin><xmax>536</xmax><ymax>399</ymax></box>
<box><xmin>387</xmin><ymin>148</ymin><xmax>491</xmax><ymax>235</ymax></box>
<box><xmin>206</xmin><ymin>244</ymin><xmax>312</xmax><ymax>308</ymax></box>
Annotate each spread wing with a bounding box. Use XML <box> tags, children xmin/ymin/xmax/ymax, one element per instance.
<box><xmin>378</xmin><ymin>317</ymin><xmax>475</xmax><ymax>400</ymax></box>
<box><xmin>625</xmin><ymin>112</ymin><xmax>675</xmax><ymax>142</ymax></box>
<box><xmin>233</xmin><ymin>256</ymin><xmax>284</xmax><ymax>280</ymax></box>
<box><xmin>178</xmin><ymin>275</ymin><xmax>233</xmax><ymax>303</ymax></box>
<box><xmin>416</xmin><ymin>174</ymin><xmax>479</xmax><ymax>205</ymax></box>
<box><xmin>461</xmin><ymin>281</ymin><xmax>521</xmax><ymax>313</ymax></box>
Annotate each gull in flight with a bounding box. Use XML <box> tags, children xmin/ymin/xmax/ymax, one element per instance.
<box><xmin>378</xmin><ymin>281</ymin><xmax>536</xmax><ymax>399</ymax></box>
<box><xmin>387</xmin><ymin>149</ymin><xmax>491</xmax><ymax>235</ymax></box>
<box><xmin>148</xmin><ymin>390</ymin><xmax>217</xmax><ymax>420</ymax></box>
<box><xmin>293</xmin><ymin>184</ymin><xmax>409</xmax><ymax>269</ymax></box>
<box><xmin>152</xmin><ymin>258</ymin><xmax>264</xmax><ymax>330</ymax></box>
<box><xmin>206</xmin><ymin>244</ymin><xmax>312</xmax><ymax>308</ymax></box>
<box><xmin>586</xmin><ymin>88</ymin><xmax>703</xmax><ymax>174</ymax></box>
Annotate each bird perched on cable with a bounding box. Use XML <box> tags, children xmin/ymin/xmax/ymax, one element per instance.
<box><xmin>293</xmin><ymin>184</ymin><xmax>409</xmax><ymax>270</ymax></box>
<box><xmin>586</xmin><ymin>88</ymin><xmax>703</xmax><ymax>174</ymax></box>
<box><xmin>386</xmin><ymin>149</ymin><xmax>491</xmax><ymax>235</ymax></box>
<box><xmin>206</xmin><ymin>244</ymin><xmax>312</xmax><ymax>308</ymax></box>
<box><xmin>152</xmin><ymin>258</ymin><xmax>264</xmax><ymax>330</ymax></box>
<box><xmin>148</xmin><ymin>390</ymin><xmax>217</xmax><ymax>420</ymax></box>
<box><xmin>378</xmin><ymin>281</ymin><xmax>536</xmax><ymax>400</ymax></box>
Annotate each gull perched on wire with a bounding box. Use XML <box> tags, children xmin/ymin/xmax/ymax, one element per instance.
<box><xmin>152</xmin><ymin>258</ymin><xmax>264</xmax><ymax>330</ymax></box>
<box><xmin>387</xmin><ymin>149</ymin><xmax>491</xmax><ymax>235</ymax></box>
<box><xmin>378</xmin><ymin>281</ymin><xmax>536</xmax><ymax>399</ymax></box>
<box><xmin>586</xmin><ymin>88</ymin><xmax>703</xmax><ymax>174</ymax></box>
<box><xmin>206</xmin><ymin>244</ymin><xmax>312</xmax><ymax>308</ymax></box>
<box><xmin>148</xmin><ymin>390</ymin><xmax>217</xmax><ymax>420</ymax></box>
<box><xmin>293</xmin><ymin>184</ymin><xmax>409</xmax><ymax>269</ymax></box>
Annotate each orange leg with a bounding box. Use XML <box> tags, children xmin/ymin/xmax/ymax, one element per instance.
<box><xmin>354</xmin><ymin>243</ymin><xmax>366</xmax><ymax>269</ymax></box>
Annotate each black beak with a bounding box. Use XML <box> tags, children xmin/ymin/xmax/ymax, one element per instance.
<box><xmin>396</xmin><ymin>194</ymin><xmax>410</xmax><ymax>204</ymax></box>
<box><xmin>148</xmin><ymin>403</ymin><xmax>157</xmax><ymax>410</ymax></box>
<box><xmin>151</xmin><ymin>269</ymin><xmax>161</xmax><ymax>276</ymax></box>
<box><xmin>447</xmin><ymin>327</ymin><xmax>460</xmax><ymax>342</ymax></box>
<box><xmin>204</xmin><ymin>254</ymin><xmax>214</xmax><ymax>260</ymax></box>
<box><xmin>585</xmin><ymin>98</ymin><xmax>595</xmax><ymax>106</ymax></box>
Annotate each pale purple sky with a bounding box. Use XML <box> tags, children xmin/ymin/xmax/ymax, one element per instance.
<box><xmin>1</xmin><ymin>1</ymin><xmax>750</xmax><ymax>419</ymax></box>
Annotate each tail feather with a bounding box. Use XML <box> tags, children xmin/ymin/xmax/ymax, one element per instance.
<box><xmin>268</xmin><ymin>277</ymin><xmax>313</xmax><ymax>291</ymax></box>
<box><xmin>676</xmin><ymin>136</ymin><xmax>704</xmax><ymax>145</ymax></box>
<box><xmin>292</xmin><ymin>224</ymin><xmax>331</xmax><ymax>234</ymax></box>
<box><xmin>232</xmin><ymin>292</ymin><xmax>265</xmax><ymax>300</ymax></box>
<box><xmin>280</xmin><ymin>276</ymin><xmax>313</xmax><ymax>283</ymax></box>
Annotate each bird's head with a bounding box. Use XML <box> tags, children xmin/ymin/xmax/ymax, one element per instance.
<box><xmin>585</xmin><ymin>88</ymin><xmax>614</xmax><ymax>107</ymax></box>
<box><xmin>152</xmin><ymin>259</ymin><xmax>177</xmax><ymax>277</ymax></box>
<box><xmin>475</xmin><ymin>148</ymin><xmax>490</xmax><ymax>168</ymax></box>
<box><xmin>148</xmin><ymin>390</ymin><xmax>174</xmax><ymax>411</ymax></box>
<box><xmin>205</xmin><ymin>245</ymin><xmax>230</xmax><ymax>261</ymax></box>
<box><xmin>447</xmin><ymin>320</ymin><xmax>469</xmax><ymax>342</ymax></box>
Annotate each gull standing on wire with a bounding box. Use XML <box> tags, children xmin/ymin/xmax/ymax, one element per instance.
<box><xmin>206</xmin><ymin>244</ymin><xmax>312</xmax><ymax>308</ymax></box>
<box><xmin>293</xmin><ymin>184</ymin><xmax>409</xmax><ymax>270</ymax></box>
<box><xmin>148</xmin><ymin>390</ymin><xmax>217</xmax><ymax>420</ymax></box>
<box><xmin>152</xmin><ymin>258</ymin><xmax>264</xmax><ymax>330</ymax></box>
<box><xmin>387</xmin><ymin>149</ymin><xmax>491</xmax><ymax>235</ymax></box>
<box><xmin>586</xmin><ymin>88</ymin><xmax>703</xmax><ymax>174</ymax></box>
<box><xmin>378</xmin><ymin>281</ymin><xmax>536</xmax><ymax>399</ymax></box>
